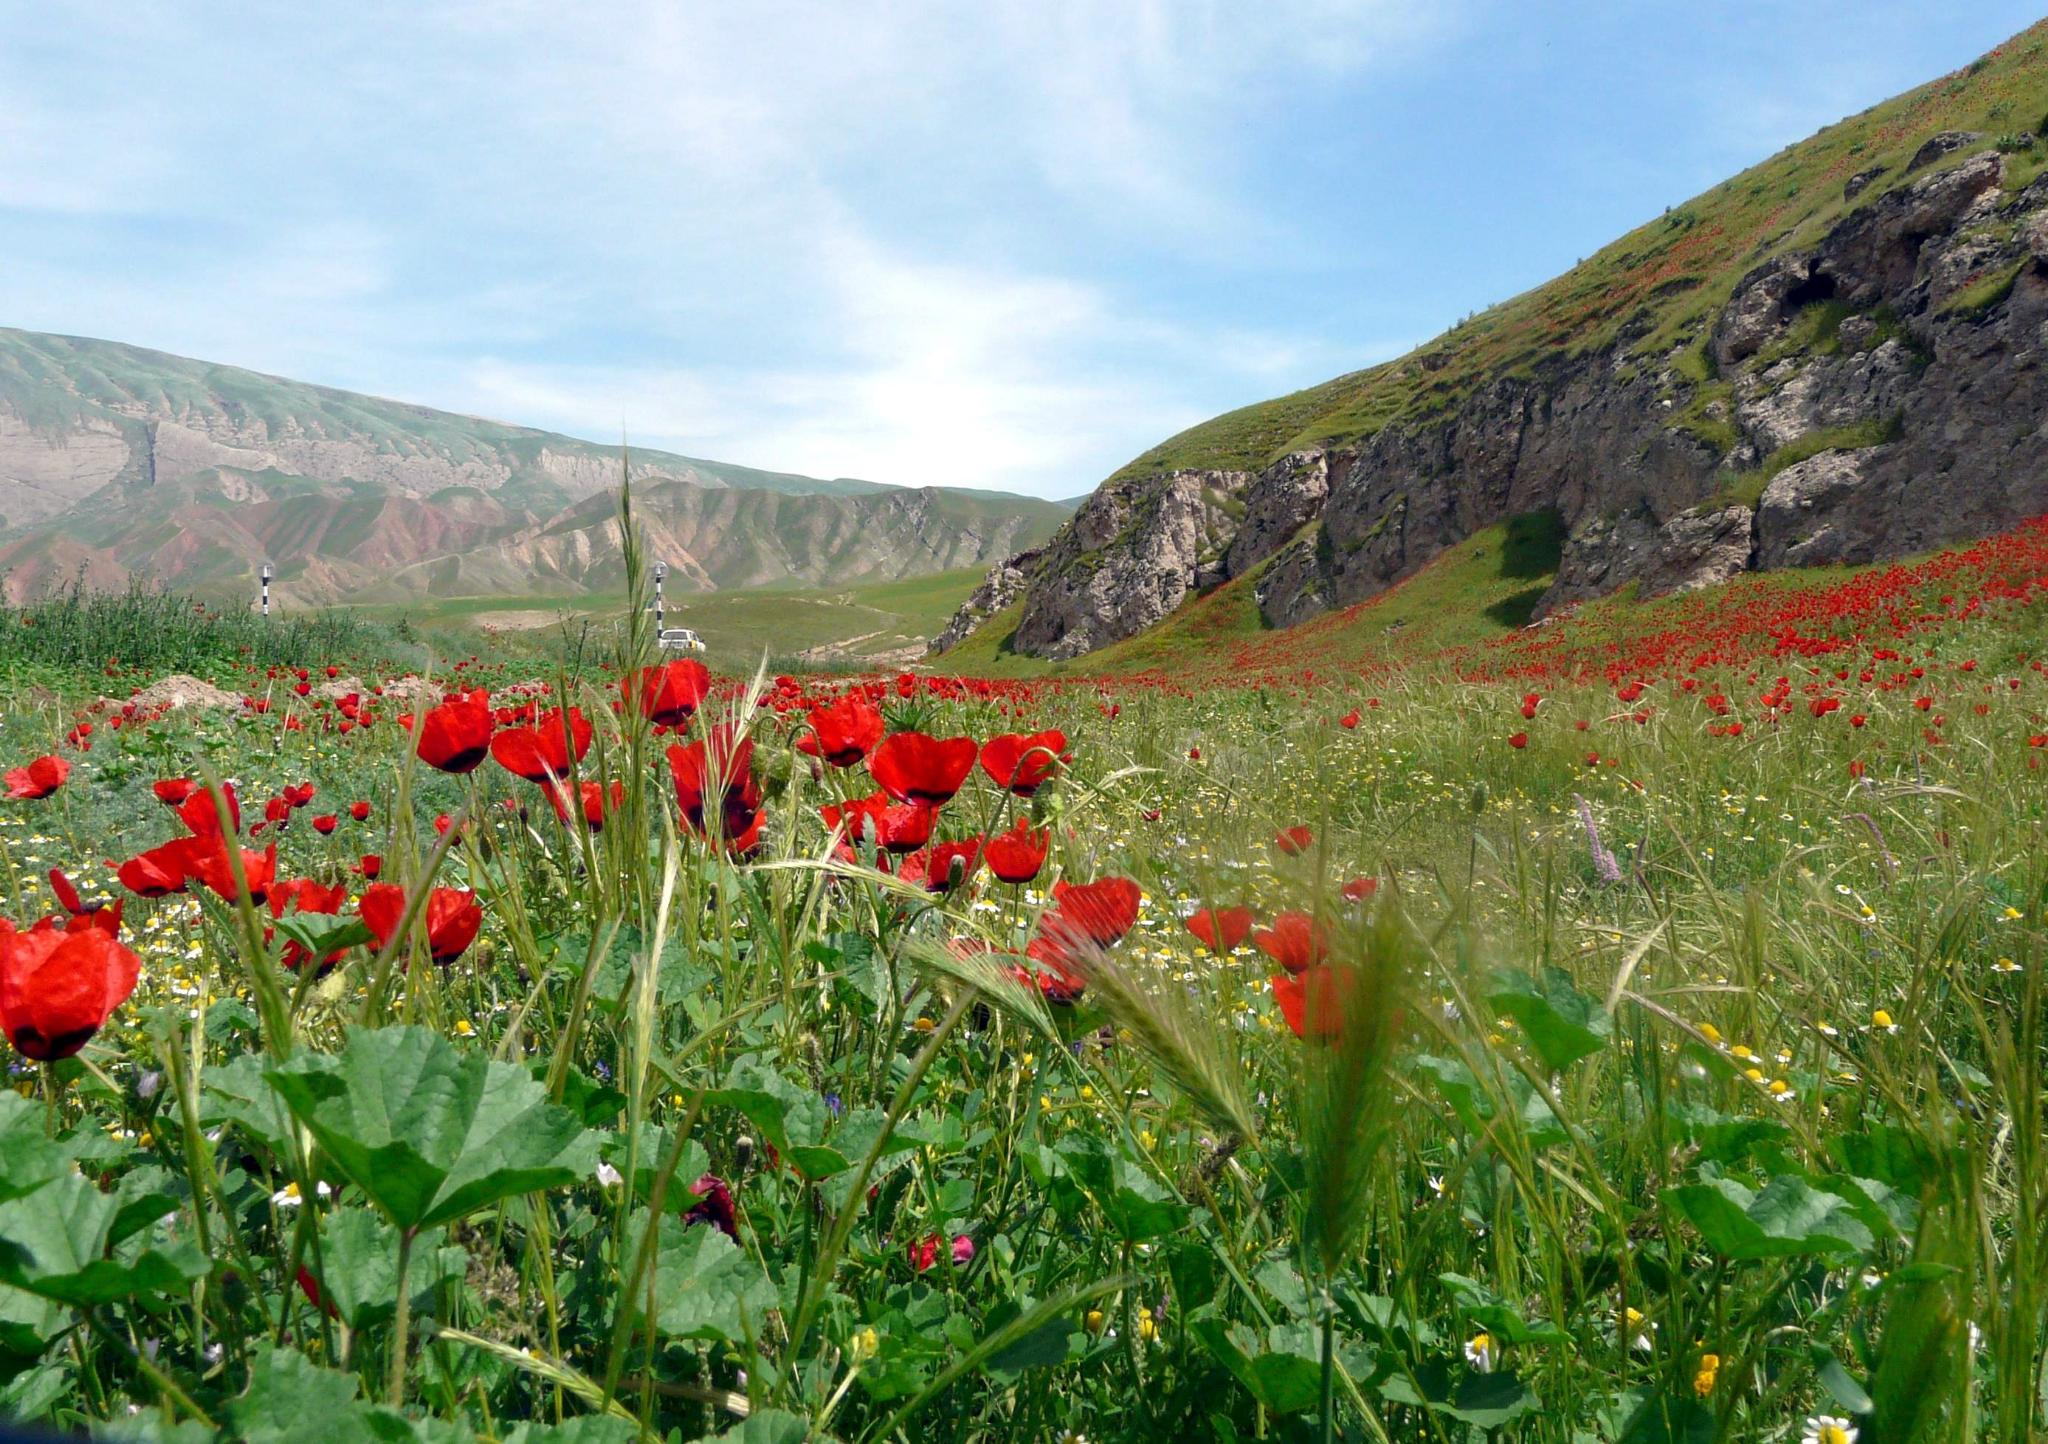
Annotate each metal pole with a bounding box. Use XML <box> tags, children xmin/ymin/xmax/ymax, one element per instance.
<box><xmin>653</xmin><ymin>561</ymin><xmax>666</xmax><ymax>634</ymax></box>
<box><xmin>261</xmin><ymin>561</ymin><xmax>272</xmax><ymax>618</ymax></box>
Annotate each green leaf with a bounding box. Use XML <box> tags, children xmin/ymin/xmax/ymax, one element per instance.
<box><xmin>1487</xmin><ymin>966</ymin><xmax>1611</xmax><ymax>1071</ymax></box>
<box><xmin>200</xmin><ymin>1052</ymin><xmax>295</xmax><ymax>1157</ymax></box>
<box><xmin>982</xmin><ymin>1299</ymin><xmax>1073</xmax><ymax>1372</ymax></box>
<box><xmin>703</xmin><ymin>1062</ymin><xmax>829</xmax><ymax>1159</ymax></box>
<box><xmin>644</xmin><ymin>1212</ymin><xmax>775</xmax><ymax>1345</ymax></box>
<box><xmin>1194</xmin><ymin>1320</ymin><xmax>1325</xmax><ymax>1416</ymax></box>
<box><xmin>1665</xmin><ymin>1175</ymin><xmax>1874</xmax><ymax>1260</ymax></box>
<box><xmin>266</xmin><ymin>1025</ymin><xmax>596</xmax><ymax>1231</ymax></box>
<box><xmin>1813</xmin><ymin>1346</ymin><xmax>1875</xmax><ymax>1415</ymax></box>
<box><xmin>706</xmin><ymin>1410</ymin><xmax>818</xmax><ymax>1444</ymax></box>
<box><xmin>310</xmin><ymin>1209</ymin><xmax>465</xmax><ymax>1332</ymax></box>
<box><xmin>1615</xmin><ymin>1390</ymin><xmax>1715</xmax><ymax>1444</ymax></box>
<box><xmin>1095</xmin><ymin>1158</ymin><xmax>1189</xmax><ymax>1242</ymax></box>
<box><xmin>0</xmin><ymin>1091</ymin><xmax>68</xmax><ymax>1202</ymax></box>
<box><xmin>1380</xmin><ymin>1359</ymin><xmax>1537</xmax><ymax>1427</ymax></box>
<box><xmin>0</xmin><ymin>1172</ymin><xmax>209</xmax><ymax>1305</ymax></box>
<box><xmin>271</xmin><ymin>914</ymin><xmax>375</xmax><ymax>957</ymax></box>
<box><xmin>502</xmin><ymin>1420</ymin><xmax>640</xmax><ymax>1444</ymax></box>
<box><xmin>225</xmin><ymin>1346</ymin><xmax>362</xmax><ymax>1441</ymax></box>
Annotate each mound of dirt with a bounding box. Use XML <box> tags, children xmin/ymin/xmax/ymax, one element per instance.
<box><xmin>119</xmin><ymin>674</ymin><xmax>243</xmax><ymax>711</ymax></box>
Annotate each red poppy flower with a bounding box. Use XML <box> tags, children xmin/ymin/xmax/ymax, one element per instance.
<box><xmin>629</xmin><ymin>660</ymin><xmax>712</xmax><ymax>727</ymax></box>
<box><xmin>984</xmin><ymin>818</ymin><xmax>1050</xmax><ymax>884</ymax></box>
<box><xmin>118</xmin><ymin>839</ymin><xmax>199</xmax><ymax>898</ymax></box>
<box><xmin>800</xmin><ymin>693</ymin><xmax>885</xmax><ymax>767</ymax></box>
<box><xmin>357</xmin><ymin>854</ymin><xmax>383</xmax><ymax>879</ymax></box>
<box><xmin>820</xmin><ymin>792</ymin><xmax>890</xmax><ymax>847</ymax></box>
<box><xmin>917</xmin><ymin>837</ymin><xmax>982</xmax><ymax>893</ymax></box>
<box><xmin>312</xmin><ymin>814</ymin><xmax>338</xmax><ymax>835</ymax></box>
<box><xmin>490</xmin><ymin>707</ymin><xmax>593</xmax><ymax>783</ymax></box>
<box><xmin>1341</xmin><ymin>876</ymin><xmax>1379</xmax><ymax>903</ymax></box>
<box><xmin>357</xmin><ymin>883</ymin><xmax>483</xmax><ymax>966</ymax></box>
<box><xmin>542</xmin><ymin>778</ymin><xmax>624</xmax><ymax>832</ymax></box>
<box><xmin>979</xmin><ymin>730</ymin><xmax>1067</xmax><ymax>796</ymax></box>
<box><xmin>1507</xmin><ymin>732</ymin><xmax>1529</xmax><ymax>750</ymax></box>
<box><xmin>1185</xmin><ymin>905</ymin><xmax>1254</xmax><ymax>953</ymax></box>
<box><xmin>268</xmin><ymin>878</ymin><xmax>349</xmax><ymax>971</ymax></box>
<box><xmin>1339</xmin><ymin>709</ymin><xmax>1361</xmax><ymax>729</ymax></box>
<box><xmin>869</xmin><ymin>732</ymin><xmax>978</xmax><ymax>806</ymax></box>
<box><xmin>46</xmin><ymin>868</ymin><xmax>121</xmax><ymax>934</ymax></box>
<box><xmin>1251</xmin><ymin>912</ymin><xmax>1329</xmax><ymax>975</ymax></box>
<box><xmin>412</xmin><ymin>690</ymin><xmax>495</xmax><ymax>773</ymax></box>
<box><xmin>178</xmin><ymin>783</ymin><xmax>239</xmax><ymax>839</ymax></box>
<box><xmin>185</xmin><ymin>841</ymin><xmax>279</xmax><ymax>905</ymax></box>
<box><xmin>1272</xmin><ymin>966</ymin><xmax>1357</xmax><ymax>1041</ymax></box>
<box><xmin>908</xmin><ymin>1233</ymin><xmax>975</xmax><ymax>1272</ymax></box>
<box><xmin>349</xmin><ymin>800</ymin><xmax>371</xmax><ymax>822</ymax></box>
<box><xmin>873</xmin><ymin>802</ymin><xmax>937</xmax><ymax>855</ymax></box>
<box><xmin>152</xmin><ymin>779</ymin><xmax>195</xmax><ymax>806</ymax></box>
<box><xmin>1048</xmin><ymin>877</ymin><xmax>1142</xmax><ymax>944</ymax></box>
<box><xmin>668</xmin><ymin>728</ymin><xmax>765</xmax><ymax>855</ymax></box>
<box><xmin>0</xmin><ymin>920</ymin><xmax>141</xmax><ymax>1060</ymax></box>
<box><xmin>4</xmin><ymin>756</ymin><xmax>69</xmax><ymax>800</ymax></box>
<box><xmin>1274</xmin><ymin>826</ymin><xmax>1314</xmax><ymax>857</ymax></box>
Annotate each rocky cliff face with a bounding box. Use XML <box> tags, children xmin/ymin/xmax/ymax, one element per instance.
<box><xmin>939</xmin><ymin>137</ymin><xmax>2048</xmax><ymax>660</ymax></box>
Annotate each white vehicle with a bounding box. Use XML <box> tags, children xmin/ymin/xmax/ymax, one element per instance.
<box><xmin>658</xmin><ymin>627</ymin><xmax>706</xmax><ymax>654</ymax></box>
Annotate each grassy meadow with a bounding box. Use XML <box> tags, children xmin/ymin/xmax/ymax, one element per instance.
<box><xmin>0</xmin><ymin>494</ymin><xmax>2043</xmax><ymax>1442</ymax></box>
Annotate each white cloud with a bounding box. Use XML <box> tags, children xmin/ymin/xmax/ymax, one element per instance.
<box><xmin>0</xmin><ymin>0</ymin><xmax>1453</xmax><ymax>496</ymax></box>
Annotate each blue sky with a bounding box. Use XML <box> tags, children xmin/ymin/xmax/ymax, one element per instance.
<box><xmin>0</xmin><ymin>2</ymin><xmax>2039</xmax><ymax>499</ymax></box>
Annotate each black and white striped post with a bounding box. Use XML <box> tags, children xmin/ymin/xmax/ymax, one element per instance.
<box><xmin>260</xmin><ymin>561</ymin><xmax>272</xmax><ymax>619</ymax></box>
<box><xmin>653</xmin><ymin>561</ymin><xmax>667</xmax><ymax>634</ymax></box>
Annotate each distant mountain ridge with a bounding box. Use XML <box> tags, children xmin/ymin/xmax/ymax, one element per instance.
<box><xmin>0</xmin><ymin>327</ymin><xmax>1066</xmax><ymax>605</ymax></box>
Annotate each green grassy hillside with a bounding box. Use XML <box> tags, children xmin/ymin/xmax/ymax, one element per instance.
<box><xmin>1103</xmin><ymin>21</ymin><xmax>2048</xmax><ymax>486</ymax></box>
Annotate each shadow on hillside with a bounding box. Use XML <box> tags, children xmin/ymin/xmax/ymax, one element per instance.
<box><xmin>1498</xmin><ymin>509</ymin><xmax>1567</xmax><ymax>579</ymax></box>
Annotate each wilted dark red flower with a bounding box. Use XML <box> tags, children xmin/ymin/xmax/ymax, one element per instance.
<box><xmin>800</xmin><ymin>692</ymin><xmax>885</xmax><ymax>767</ymax></box>
<box><xmin>983</xmin><ymin>818</ymin><xmax>1049</xmax><ymax>884</ymax></box>
<box><xmin>869</xmin><ymin>732</ymin><xmax>978</xmax><ymax>806</ymax></box>
<box><xmin>1185</xmin><ymin>905</ymin><xmax>1254</xmax><ymax>953</ymax></box>
<box><xmin>683</xmin><ymin>1173</ymin><xmax>737</xmax><ymax>1237</ymax></box>
<box><xmin>629</xmin><ymin>660</ymin><xmax>712</xmax><ymax>727</ymax></box>
<box><xmin>1252</xmin><ymin>912</ymin><xmax>1329</xmax><ymax>975</ymax></box>
<box><xmin>489</xmin><ymin>707</ymin><xmax>593</xmax><ymax>783</ymax></box>
<box><xmin>979</xmin><ymin>730</ymin><xmax>1067</xmax><ymax>796</ymax></box>
<box><xmin>358</xmin><ymin>883</ymin><xmax>483</xmax><ymax>966</ymax></box>
<box><xmin>4</xmin><ymin>756</ymin><xmax>70</xmax><ymax>800</ymax></box>
<box><xmin>0</xmin><ymin>919</ymin><xmax>141</xmax><ymax>1060</ymax></box>
<box><xmin>412</xmin><ymin>690</ymin><xmax>495</xmax><ymax>773</ymax></box>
